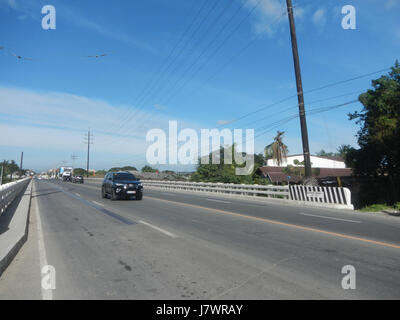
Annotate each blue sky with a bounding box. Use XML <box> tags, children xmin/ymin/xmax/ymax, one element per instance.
<box><xmin>0</xmin><ymin>0</ymin><xmax>399</xmax><ymax>172</ymax></box>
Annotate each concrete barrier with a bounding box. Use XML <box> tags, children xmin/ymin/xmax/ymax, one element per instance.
<box><xmin>1</xmin><ymin>178</ymin><xmax>31</xmax><ymax>217</ymax></box>
<box><xmin>289</xmin><ymin>185</ymin><xmax>354</xmax><ymax>210</ymax></box>
<box><xmin>0</xmin><ymin>179</ymin><xmax>32</xmax><ymax>276</ymax></box>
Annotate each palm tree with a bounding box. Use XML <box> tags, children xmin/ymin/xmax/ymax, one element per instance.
<box><xmin>264</xmin><ymin>131</ymin><xmax>288</xmax><ymax>166</ymax></box>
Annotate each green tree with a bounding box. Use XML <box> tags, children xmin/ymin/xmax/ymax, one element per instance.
<box><xmin>283</xmin><ymin>162</ymin><xmax>320</xmax><ymax>178</ymax></box>
<box><xmin>316</xmin><ymin>149</ymin><xmax>336</xmax><ymax>157</ymax></box>
<box><xmin>1</xmin><ymin>160</ymin><xmax>20</xmax><ymax>183</ymax></box>
<box><xmin>336</xmin><ymin>144</ymin><xmax>352</xmax><ymax>160</ymax></box>
<box><xmin>95</xmin><ymin>170</ymin><xmax>107</xmax><ymax>176</ymax></box>
<box><xmin>108</xmin><ymin>166</ymin><xmax>138</xmax><ymax>172</ymax></box>
<box><xmin>73</xmin><ymin>168</ymin><xmax>86</xmax><ymax>175</ymax></box>
<box><xmin>348</xmin><ymin>61</ymin><xmax>400</xmax><ymax>203</ymax></box>
<box><xmin>190</xmin><ymin>145</ymin><xmax>254</xmax><ymax>184</ymax></box>
<box><xmin>264</xmin><ymin>131</ymin><xmax>288</xmax><ymax>166</ymax></box>
<box><xmin>141</xmin><ymin>165</ymin><xmax>157</xmax><ymax>173</ymax></box>
<box><xmin>254</xmin><ymin>153</ymin><xmax>265</xmax><ymax>169</ymax></box>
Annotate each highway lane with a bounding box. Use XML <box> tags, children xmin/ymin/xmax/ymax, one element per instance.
<box><xmin>82</xmin><ymin>178</ymin><xmax>400</xmax><ymax>247</ymax></box>
<box><xmin>0</xmin><ymin>178</ymin><xmax>399</xmax><ymax>299</ymax></box>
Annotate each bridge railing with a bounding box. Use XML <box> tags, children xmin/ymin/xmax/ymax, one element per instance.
<box><xmin>140</xmin><ymin>180</ymin><xmax>290</xmax><ymax>199</ymax></box>
<box><xmin>0</xmin><ymin>178</ymin><xmax>31</xmax><ymax>217</ymax></box>
<box><xmin>85</xmin><ymin>178</ymin><xmax>353</xmax><ymax>209</ymax></box>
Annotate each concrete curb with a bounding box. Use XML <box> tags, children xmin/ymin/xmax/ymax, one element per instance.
<box><xmin>0</xmin><ymin>180</ymin><xmax>32</xmax><ymax>277</ymax></box>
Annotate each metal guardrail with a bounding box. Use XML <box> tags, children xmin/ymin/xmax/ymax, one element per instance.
<box><xmin>85</xmin><ymin>178</ymin><xmax>353</xmax><ymax>209</ymax></box>
<box><xmin>141</xmin><ymin>180</ymin><xmax>290</xmax><ymax>199</ymax></box>
<box><xmin>0</xmin><ymin>178</ymin><xmax>31</xmax><ymax>217</ymax></box>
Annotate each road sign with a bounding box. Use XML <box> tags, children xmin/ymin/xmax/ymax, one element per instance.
<box><xmin>306</xmin><ymin>191</ymin><xmax>324</xmax><ymax>199</ymax></box>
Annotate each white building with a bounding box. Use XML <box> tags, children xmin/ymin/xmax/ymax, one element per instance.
<box><xmin>266</xmin><ymin>154</ymin><xmax>346</xmax><ymax>169</ymax></box>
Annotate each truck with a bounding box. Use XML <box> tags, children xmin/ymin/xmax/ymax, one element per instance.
<box><xmin>59</xmin><ymin>166</ymin><xmax>73</xmax><ymax>181</ymax></box>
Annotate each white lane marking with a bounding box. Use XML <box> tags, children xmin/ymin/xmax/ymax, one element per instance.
<box><xmin>92</xmin><ymin>201</ymin><xmax>104</xmax><ymax>207</ymax></box>
<box><xmin>34</xmin><ymin>184</ymin><xmax>53</xmax><ymax>300</ymax></box>
<box><xmin>75</xmin><ymin>193</ymin><xmax>80</xmax><ymax>197</ymax></box>
<box><xmin>139</xmin><ymin>220</ymin><xmax>178</xmax><ymax>238</ymax></box>
<box><xmin>206</xmin><ymin>198</ymin><xmax>231</xmax><ymax>204</ymax></box>
<box><xmin>299</xmin><ymin>212</ymin><xmax>361</xmax><ymax>223</ymax></box>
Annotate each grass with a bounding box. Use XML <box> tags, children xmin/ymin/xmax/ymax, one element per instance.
<box><xmin>360</xmin><ymin>202</ymin><xmax>400</xmax><ymax>212</ymax></box>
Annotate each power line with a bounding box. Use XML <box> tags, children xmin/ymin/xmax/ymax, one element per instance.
<box><xmin>112</xmin><ymin>0</ymin><xmax>265</xmax><ymax>141</ymax></box>
<box><xmin>102</xmin><ymin>0</ymin><xmax>220</xmax><ymax>145</ymax></box>
<box><xmin>253</xmin><ymin>99</ymin><xmax>359</xmax><ymax>140</ymax></box>
<box><xmin>127</xmin><ymin>0</ymin><xmax>220</xmax><ymax>116</ymax></box>
<box><xmin>152</xmin><ymin>0</ymin><xmax>236</xmax><ymax>102</ymax></box>
<box><xmin>98</xmin><ymin>1</ymin><xmax>213</xmax><ymax>147</ymax></box>
<box><xmin>219</xmin><ymin>67</ymin><xmax>391</xmax><ymax>128</ymax></box>
<box><xmin>112</xmin><ymin>0</ymin><xmax>210</xmax><ymax>125</ymax></box>
<box><xmin>104</xmin><ymin>0</ymin><xmax>251</xmax><ymax>144</ymax></box>
<box><xmin>157</xmin><ymin>0</ymin><xmax>253</xmax><ymax>104</ymax></box>
<box><xmin>162</xmin><ymin>0</ymin><xmax>278</xmax><ymax>106</ymax></box>
<box><xmin>114</xmin><ymin>0</ymin><xmax>231</xmax><ymax>136</ymax></box>
<box><xmin>178</xmin><ymin>11</ymin><xmax>287</xmax><ymax>105</ymax></box>
<box><xmin>103</xmin><ymin>66</ymin><xmax>387</xmax><ymax>150</ymax></box>
<box><xmin>240</xmin><ymin>89</ymin><xmax>363</xmax><ymax>128</ymax></box>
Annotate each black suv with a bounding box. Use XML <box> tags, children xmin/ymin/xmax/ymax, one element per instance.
<box><xmin>101</xmin><ymin>172</ymin><xmax>143</xmax><ymax>200</ymax></box>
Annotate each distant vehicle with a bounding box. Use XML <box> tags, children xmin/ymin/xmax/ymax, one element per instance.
<box><xmin>72</xmin><ymin>175</ymin><xmax>84</xmax><ymax>183</ymax></box>
<box><xmin>59</xmin><ymin>166</ymin><xmax>73</xmax><ymax>181</ymax></box>
<box><xmin>101</xmin><ymin>172</ymin><xmax>143</xmax><ymax>200</ymax></box>
<box><xmin>62</xmin><ymin>171</ymin><xmax>72</xmax><ymax>182</ymax></box>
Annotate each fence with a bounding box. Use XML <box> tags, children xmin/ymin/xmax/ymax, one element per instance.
<box><xmin>0</xmin><ymin>178</ymin><xmax>31</xmax><ymax>217</ymax></box>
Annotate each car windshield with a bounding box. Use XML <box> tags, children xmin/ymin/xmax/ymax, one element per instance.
<box><xmin>113</xmin><ymin>173</ymin><xmax>136</xmax><ymax>181</ymax></box>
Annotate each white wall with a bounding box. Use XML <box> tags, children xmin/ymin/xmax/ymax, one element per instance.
<box><xmin>266</xmin><ymin>155</ymin><xmax>346</xmax><ymax>168</ymax></box>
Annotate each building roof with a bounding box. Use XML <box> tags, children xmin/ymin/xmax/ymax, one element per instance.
<box><xmin>272</xmin><ymin>154</ymin><xmax>345</xmax><ymax>163</ymax></box>
<box><xmin>256</xmin><ymin>166</ymin><xmax>352</xmax><ymax>183</ymax></box>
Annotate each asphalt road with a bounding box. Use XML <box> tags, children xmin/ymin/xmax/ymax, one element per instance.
<box><xmin>0</xmin><ymin>178</ymin><xmax>399</xmax><ymax>299</ymax></box>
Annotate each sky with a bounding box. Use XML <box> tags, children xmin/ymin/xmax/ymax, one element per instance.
<box><xmin>0</xmin><ymin>0</ymin><xmax>399</xmax><ymax>172</ymax></box>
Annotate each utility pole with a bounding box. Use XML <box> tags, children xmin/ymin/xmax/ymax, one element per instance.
<box><xmin>20</xmin><ymin>151</ymin><xmax>24</xmax><ymax>178</ymax></box>
<box><xmin>84</xmin><ymin>130</ymin><xmax>94</xmax><ymax>178</ymax></box>
<box><xmin>286</xmin><ymin>0</ymin><xmax>312</xmax><ymax>178</ymax></box>
<box><xmin>71</xmin><ymin>154</ymin><xmax>78</xmax><ymax>174</ymax></box>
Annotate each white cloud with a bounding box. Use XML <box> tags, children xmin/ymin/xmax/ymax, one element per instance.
<box><xmin>0</xmin><ymin>0</ymin><xmax>38</xmax><ymax>19</ymax></box>
<box><xmin>154</xmin><ymin>103</ymin><xmax>168</xmax><ymax>111</ymax></box>
<box><xmin>246</xmin><ymin>0</ymin><xmax>306</xmax><ymax>35</ymax></box>
<box><xmin>385</xmin><ymin>0</ymin><xmax>400</xmax><ymax>9</ymax></box>
<box><xmin>7</xmin><ymin>0</ymin><xmax>17</xmax><ymax>9</ymax></box>
<box><xmin>246</xmin><ymin>0</ymin><xmax>286</xmax><ymax>35</ymax></box>
<box><xmin>216</xmin><ymin>120</ymin><xmax>232</xmax><ymax>125</ymax></box>
<box><xmin>0</xmin><ymin>0</ymin><xmax>155</xmax><ymax>53</ymax></box>
<box><xmin>0</xmin><ymin>86</ymin><xmax>202</xmax><ymax>157</ymax></box>
<box><xmin>63</xmin><ymin>9</ymin><xmax>155</xmax><ymax>54</ymax></box>
<box><xmin>312</xmin><ymin>8</ymin><xmax>326</xmax><ymax>27</ymax></box>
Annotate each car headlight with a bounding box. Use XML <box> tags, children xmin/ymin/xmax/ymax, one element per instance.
<box><xmin>115</xmin><ymin>183</ymin><xmax>124</xmax><ymax>186</ymax></box>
